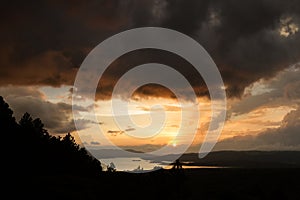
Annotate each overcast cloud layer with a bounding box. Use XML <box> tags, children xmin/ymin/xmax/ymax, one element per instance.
<box><xmin>1</xmin><ymin>1</ymin><xmax>300</xmax><ymax>150</ymax></box>
<box><xmin>1</xmin><ymin>0</ymin><xmax>300</xmax><ymax>99</ymax></box>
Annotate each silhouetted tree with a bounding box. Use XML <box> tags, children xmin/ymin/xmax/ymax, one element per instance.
<box><xmin>172</xmin><ymin>159</ymin><xmax>183</xmax><ymax>170</ymax></box>
<box><xmin>0</xmin><ymin>96</ymin><xmax>16</xmax><ymax>128</ymax></box>
<box><xmin>107</xmin><ymin>162</ymin><xmax>116</xmax><ymax>172</ymax></box>
<box><xmin>1</xmin><ymin>96</ymin><xmax>20</xmax><ymax>174</ymax></box>
<box><xmin>0</xmin><ymin>96</ymin><xmax>102</xmax><ymax>177</ymax></box>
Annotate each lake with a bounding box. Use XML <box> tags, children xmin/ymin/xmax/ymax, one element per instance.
<box><xmin>99</xmin><ymin>157</ymin><xmax>221</xmax><ymax>172</ymax></box>
<box><xmin>99</xmin><ymin>157</ymin><xmax>165</xmax><ymax>172</ymax></box>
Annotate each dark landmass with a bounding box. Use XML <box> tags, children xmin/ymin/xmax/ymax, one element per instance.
<box><xmin>125</xmin><ymin>149</ymin><xmax>144</xmax><ymax>153</ymax></box>
<box><xmin>89</xmin><ymin>148</ymin><xmax>300</xmax><ymax>168</ymax></box>
<box><xmin>152</xmin><ymin>151</ymin><xmax>300</xmax><ymax>168</ymax></box>
<box><xmin>10</xmin><ymin>168</ymin><xmax>300</xmax><ymax>200</ymax></box>
<box><xmin>1</xmin><ymin>96</ymin><xmax>300</xmax><ymax>199</ymax></box>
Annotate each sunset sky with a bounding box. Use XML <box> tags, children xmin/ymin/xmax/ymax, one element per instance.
<box><xmin>1</xmin><ymin>0</ymin><xmax>300</xmax><ymax>153</ymax></box>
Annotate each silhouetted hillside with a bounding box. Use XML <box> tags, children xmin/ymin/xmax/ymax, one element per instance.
<box><xmin>0</xmin><ymin>96</ymin><xmax>102</xmax><ymax>177</ymax></box>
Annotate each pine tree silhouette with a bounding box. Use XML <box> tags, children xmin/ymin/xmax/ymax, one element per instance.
<box><xmin>0</xmin><ymin>96</ymin><xmax>102</xmax><ymax>177</ymax></box>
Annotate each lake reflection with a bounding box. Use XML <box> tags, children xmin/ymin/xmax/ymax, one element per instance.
<box><xmin>99</xmin><ymin>157</ymin><xmax>221</xmax><ymax>172</ymax></box>
<box><xmin>100</xmin><ymin>157</ymin><xmax>165</xmax><ymax>172</ymax></box>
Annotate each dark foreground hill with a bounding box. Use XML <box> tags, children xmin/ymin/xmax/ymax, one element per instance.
<box><xmin>9</xmin><ymin>168</ymin><xmax>300</xmax><ymax>200</ymax></box>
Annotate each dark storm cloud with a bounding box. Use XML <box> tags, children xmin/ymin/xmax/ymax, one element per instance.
<box><xmin>120</xmin><ymin>0</ymin><xmax>300</xmax><ymax>98</ymax></box>
<box><xmin>195</xmin><ymin>0</ymin><xmax>300</xmax><ymax>97</ymax></box>
<box><xmin>0</xmin><ymin>0</ymin><xmax>132</xmax><ymax>87</ymax></box>
<box><xmin>1</xmin><ymin>0</ymin><xmax>300</xmax><ymax>99</ymax></box>
<box><xmin>96</xmin><ymin>49</ymin><xmax>208</xmax><ymax>100</ymax></box>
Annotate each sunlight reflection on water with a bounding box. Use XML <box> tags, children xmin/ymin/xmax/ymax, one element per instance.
<box><xmin>99</xmin><ymin>157</ymin><xmax>221</xmax><ymax>172</ymax></box>
<box><xmin>100</xmin><ymin>157</ymin><xmax>165</xmax><ymax>172</ymax></box>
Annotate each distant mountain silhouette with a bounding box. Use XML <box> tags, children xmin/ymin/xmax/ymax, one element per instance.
<box><xmin>0</xmin><ymin>96</ymin><xmax>102</xmax><ymax>177</ymax></box>
<box><xmin>88</xmin><ymin>147</ymin><xmax>300</xmax><ymax>168</ymax></box>
<box><xmin>150</xmin><ymin>151</ymin><xmax>300</xmax><ymax>168</ymax></box>
<box><xmin>125</xmin><ymin>149</ymin><xmax>144</xmax><ymax>153</ymax></box>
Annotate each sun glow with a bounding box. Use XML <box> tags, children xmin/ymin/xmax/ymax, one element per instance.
<box><xmin>172</xmin><ymin>141</ymin><xmax>177</xmax><ymax>147</ymax></box>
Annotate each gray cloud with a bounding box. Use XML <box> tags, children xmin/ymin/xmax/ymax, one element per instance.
<box><xmin>107</xmin><ymin>130</ymin><xmax>124</xmax><ymax>136</ymax></box>
<box><xmin>90</xmin><ymin>141</ymin><xmax>101</xmax><ymax>145</ymax></box>
<box><xmin>125</xmin><ymin>127</ymin><xmax>135</xmax><ymax>132</ymax></box>
<box><xmin>231</xmin><ymin>65</ymin><xmax>300</xmax><ymax>115</ymax></box>
<box><xmin>0</xmin><ymin>87</ymin><xmax>91</xmax><ymax>134</ymax></box>
<box><xmin>215</xmin><ymin>105</ymin><xmax>300</xmax><ymax>150</ymax></box>
<box><xmin>0</xmin><ymin>85</ymin><xmax>45</xmax><ymax>99</ymax></box>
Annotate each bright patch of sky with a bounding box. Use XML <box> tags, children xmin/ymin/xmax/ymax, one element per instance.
<box><xmin>279</xmin><ymin>16</ymin><xmax>299</xmax><ymax>37</ymax></box>
<box><xmin>39</xmin><ymin>86</ymin><xmax>72</xmax><ymax>104</ymax></box>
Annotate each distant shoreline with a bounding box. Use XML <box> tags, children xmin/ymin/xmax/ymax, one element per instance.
<box><xmin>93</xmin><ymin>150</ymin><xmax>300</xmax><ymax>171</ymax></box>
